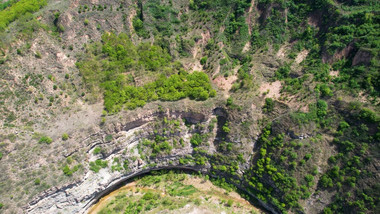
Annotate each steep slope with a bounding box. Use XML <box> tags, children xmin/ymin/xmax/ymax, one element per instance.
<box><xmin>0</xmin><ymin>0</ymin><xmax>379</xmax><ymax>214</ymax></box>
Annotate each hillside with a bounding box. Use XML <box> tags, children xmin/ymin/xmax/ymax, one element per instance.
<box><xmin>0</xmin><ymin>0</ymin><xmax>379</xmax><ymax>213</ymax></box>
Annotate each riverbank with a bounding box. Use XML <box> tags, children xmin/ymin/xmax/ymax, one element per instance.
<box><xmin>87</xmin><ymin>171</ymin><xmax>264</xmax><ymax>214</ymax></box>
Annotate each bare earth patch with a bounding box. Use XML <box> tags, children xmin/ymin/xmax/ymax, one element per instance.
<box><xmin>128</xmin><ymin>9</ymin><xmax>137</xmax><ymax>33</ymax></box>
<box><xmin>181</xmin><ymin>59</ymin><xmax>203</xmax><ymax>72</ymax></box>
<box><xmin>276</xmin><ymin>45</ymin><xmax>287</xmax><ymax>59</ymax></box>
<box><xmin>201</xmin><ymin>30</ymin><xmax>211</xmax><ymax>46</ymax></box>
<box><xmin>330</xmin><ymin>70</ymin><xmax>339</xmax><ymax>77</ymax></box>
<box><xmin>295</xmin><ymin>50</ymin><xmax>309</xmax><ymax>64</ymax></box>
<box><xmin>213</xmin><ymin>75</ymin><xmax>237</xmax><ymax>93</ymax></box>
<box><xmin>212</xmin><ymin>66</ymin><xmax>240</xmax><ymax>96</ymax></box>
<box><xmin>259</xmin><ymin>81</ymin><xmax>282</xmax><ymax>99</ymax></box>
<box><xmin>242</xmin><ymin>41</ymin><xmax>251</xmax><ymax>53</ymax></box>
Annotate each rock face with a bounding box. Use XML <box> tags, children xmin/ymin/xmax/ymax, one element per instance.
<box><xmin>25</xmin><ymin>108</ymin><xmax>279</xmax><ymax>214</ymax></box>
<box><xmin>25</xmin><ymin>110</ymin><xmax>214</xmax><ymax>213</ymax></box>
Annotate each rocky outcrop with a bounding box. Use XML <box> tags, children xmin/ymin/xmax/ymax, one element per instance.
<box><xmin>25</xmin><ymin>109</ymin><xmax>280</xmax><ymax>214</ymax></box>
<box><xmin>25</xmin><ymin>110</ymin><xmax>212</xmax><ymax>214</ymax></box>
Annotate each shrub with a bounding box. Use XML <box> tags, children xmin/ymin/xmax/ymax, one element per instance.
<box><xmin>58</xmin><ymin>24</ymin><xmax>65</xmax><ymax>32</ymax></box>
<box><xmin>105</xmin><ymin>134</ymin><xmax>113</xmax><ymax>142</ymax></box>
<box><xmin>34</xmin><ymin>178</ymin><xmax>40</xmax><ymax>185</ymax></box>
<box><xmin>290</xmin><ymin>152</ymin><xmax>298</xmax><ymax>160</ymax></box>
<box><xmin>222</xmin><ymin>122</ymin><xmax>230</xmax><ymax>133</ymax></box>
<box><xmin>89</xmin><ymin>159</ymin><xmax>108</xmax><ymax>172</ymax></box>
<box><xmin>320</xmin><ymin>175</ymin><xmax>333</xmax><ymax>188</ymax></box>
<box><xmin>359</xmin><ymin>108</ymin><xmax>378</xmax><ymax>123</ymax></box>
<box><xmin>226</xmin><ymin>199</ymin><xmax>233</xmax><ymax>207</ymax></box>
<box><xmin>132</xmin><ymin>17</ymin><xmax>149</xmax><ymax>38</ymax></box>
<box><xmin>190</xmin><ymin>133</ymin><xmax>203</xmax><ymax>146</ymax></box>
<box><xmin>35</xmin><ymin>51</ymin><xmax>41</xmax><ymax>58</ymax></box>
<box><xmin>263</xmin><ymin>98</ymin><xmax>274</xmax><ymax>113</ymax></box>
<box><xmin>200</xmin><ymin>56</ymin><xmax>207</xmax><ymax>65</ymax></box>
<box><xmin>84</xmin><ymin>19</ymin><xmax>89</xmax><ymax>26</ymax></box>
<box><xmin>319</xmin><ymin>84</ymin><xmax>333</xmax><ymax>97</ymax></box>
<box><xmin>226</xmin><ymin>97</ymin><xmax>233</xmax><ymax>106</ymax></box>
<box><xmin>93</xmin><ymin>147</ymin><xmax>101</xmax><ymax>155</ymax></box>
<box><xmin>316</xmin><ymin>100</ymin><xmax>328</xmax><ymax>118</ymax></box>
<box><xmin>305</xmin><ymin>174</ymin><xmax>314</xmax><ymax>182</ymax></box>
<box><xmin>63</xmin><ymin>164</ymin><xmax>80</xmax><ymax>176</ymax></box>
<box><xmin>100</xmin><ymin>117</ymin><xmax>106</xmax><ymax>125</ymax></box>
<box><xmin>142</xmin><ymin>192</ymin><xmax>156</xmax><ymax>200</ymax></box>
<box><xmin>38</xmin><ymin>136</ymin><xmax>52</xmax><ymax>144</ymax></box>
<box><xmin>275</xmin><ymin>64</ymin><xmax>291</xmax><ymax>79</ymax></box>
<box><xmin>61</xmin><ymin>133</ymin><xmax>69</xmax><ymax>141</ymax></box>
<box><xmin>62</xmin><ymin>165</ymin><xmax>71</xmax><ymax>176</ymax></box>
<box><xmin>338</xmin><ymin>121</ymin><xmax>350</xmax><ymax>130</ymax></box>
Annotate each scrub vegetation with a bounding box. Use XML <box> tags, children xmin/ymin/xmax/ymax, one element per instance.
<box><xmin>0</xmin><ymin>0</ymin><xmax>378</xmax><ymax>213</ymax></box>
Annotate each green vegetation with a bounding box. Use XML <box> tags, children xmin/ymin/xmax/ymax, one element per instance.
<box><xmin>89</xmin><ymin>159</ymin><xmax>108</xmax><ymax>173</ymax></box>
<box><xmin>0</xmin><ymin>0</ymin><xmax>17</xmax><ymax>11</ymax></box>
<box><xmin>316</xmin><ymin>103</ymin><xmax>379</xmax><ymax>213</ymax></box>
<box><xmin>94</xmin><ymin>170</ymin><xmax>256</xmax><ymax>214</ymax></box>
<box><xmin>62</xmin><ymin>164</ymin><xmax>80</xmax><ymax>176</ymax></box>
<box><xmin>34</xmin><ymin>178</ymin><xmax>40</xmax><ymax>185</ymax></box>
<box><xmin>139</xmin><ymin>135</ymin><xmax>173</xmax><ymax>158</ymax></box>
<box><xmin>190</xmin><ymin>133</ymin><xmax>203</xmax><ymax>147</ymax></box>
<box><xmin>133</xmin><ymin>16</ymin><xmax>149</xmax><ymax>38</ymax></box>
<box><xmin>93</xmin><ymin>147</ymin><xmax>102</xmax><ymax>155</ymax></box>
<box><xmin>105</xmin><ymin>134</ymin><xmax>113</xmax><ymax>142</ymax></box>
<box><xmin>61</xmin><ymin>133</ymin><xmax>69</xmax><ymax>141</ymax></box>
<box><xmin>38</xmin><ymin>136</ymin><xmax>52</xmax><ymax>144</ymax></box>
<box><xmin>0</xmin><ymin>0</ymin><xmax>379</xmax><ymax>213</ymax></box>
<box><xmin>263</xmin><ymin>98</ymin><xmax>274</xmax><ymax>113</ymax></box>
<box><xmin>253</xmin><ymin>0</ymin><xmax>380</xmax><ymax>98</ymax></box>
<box><xmin>77</xmin><ymin>33</ymin><xmax>215</xmax><ymax>113</ymax></box>
<box><xmin>0</xmin><ymin>0</ymin><xmax>47</xmax><ymax>30</ymax></box>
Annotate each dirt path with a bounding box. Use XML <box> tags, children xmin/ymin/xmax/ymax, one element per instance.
<box><xmin>246</xmin><ymin>0</ymin><xmax>255</xmax><ymax>35</ymax></box>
